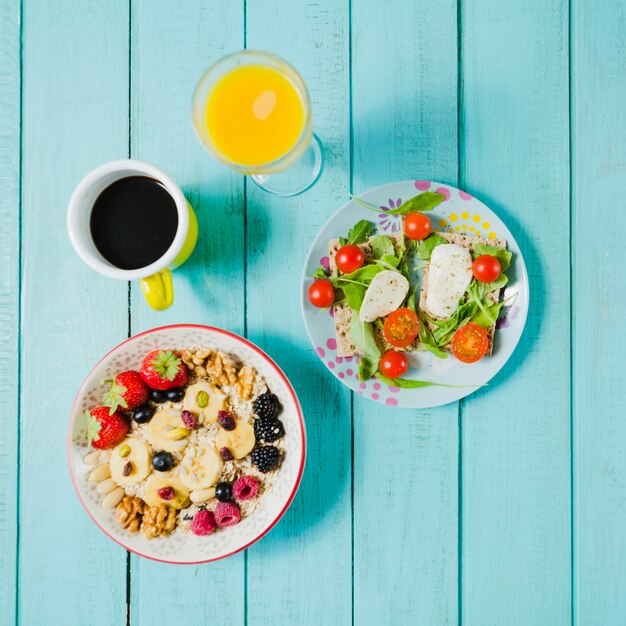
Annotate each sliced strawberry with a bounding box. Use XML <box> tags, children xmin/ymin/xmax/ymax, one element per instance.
<box><xmin>103</xmin><ymin>370</ymin><xmax>148</xmax><ymax>414</ymax></box>
<box><xmin>87</xmin><ymin>407</ymin><xmax>129</xmax><ymax>449</ymax></box>
<box><xmin>140</xmin><ymin>350</ymin><xmax>189</xmax><ymax>391</ymax></box>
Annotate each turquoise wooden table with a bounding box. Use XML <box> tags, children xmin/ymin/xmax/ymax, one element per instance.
<box><xmin>2</xmin><ymin>0</ymin><xmax>625</xmax><ymax>624</ymax></box>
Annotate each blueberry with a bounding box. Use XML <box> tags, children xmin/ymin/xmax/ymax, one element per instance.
<box><xmin>149</xmin><ymin>389</ymin><xmax>167</xmax><ymax>403</ymax></box>
<box><xmin>215</xmin><ymin>482</ymin><xmax>232</xmax><ymax>502</ymax></box>
<box><xmin>152</xmin><ymin>451</ymin><xmax>175</xmax><ymax>472</ymax></box>
<box><xmin>132</xmin><ymin>404</ymin><xmax>155</xmax><ymax>424</ymax></box>
<box><xmin>165</xmin><ymin>387</ymin><xmax>184</xmax><ymax>402</ymax></box>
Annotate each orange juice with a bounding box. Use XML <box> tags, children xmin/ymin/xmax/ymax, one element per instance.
<box><xmin>204</xmin><ymin>65</ymin><xmax>307</xmax><ymax>167</ymax></box>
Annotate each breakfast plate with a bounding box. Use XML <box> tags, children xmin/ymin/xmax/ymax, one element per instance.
<box><xmin>301</xmin><ymin>180</ymin><xmax>529</xmax><ymax>409</ymax></box>
<box><xmin>68</xmin><ymin>324</ymin><xmax>305</xmax><ymax>564</ymax></box>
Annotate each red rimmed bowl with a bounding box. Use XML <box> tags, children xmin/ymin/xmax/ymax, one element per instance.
<box><xmin>68</xmin><ymin>324</ymin><xmax>306</xmax><ymax>564</ymax></box>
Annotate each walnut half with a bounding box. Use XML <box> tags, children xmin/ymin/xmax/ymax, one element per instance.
<box><xmin>115</xmin><ymin>496</ymin><xmax>146</xmax><ymax>533</ymax></box>
<box><xmin>140</xmin><ymin>504</ymin><xmax>177</xmax><ymax>539</ymax></box>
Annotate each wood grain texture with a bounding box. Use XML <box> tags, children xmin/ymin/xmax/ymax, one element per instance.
<box><xmin>351</xmin><ymin>1</ymin><xmax>460</xmax><ymax>624</ymax></box>
<box><xmin>572</xmin><ymin>1</ymin><xmax>626</xmax><ymax>623</ymax></box>
<box><xmin>19</xmin><ymin>1</ymin><xmax>129</xmax><ymax>624</ymax></box>
<box><xmin>128</xmin><ymin>1</ymin><xmax>245</xmax><ymax>624</ymax></box>
<box><xmin>0</xmin><ymin>0</ymin><xmax>20</xmax><ymax>622</ymax></box>
<box><xmin>244</xmin><ymin>2</ymin><xmax>352</xmax><ymax>624</ymax></box>
<box><xmin>460</xmin><ymin>1</ymin><xmax>571</xmax><ymax>623</ymax></box>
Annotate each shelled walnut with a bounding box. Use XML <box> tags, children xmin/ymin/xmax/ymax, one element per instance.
<box><xmin>182</xmin><ymin>348</ymin><xmax>211</xmax><ymax>379</ymax></box>
<box><xmin>140</xmin><ymin>504</ymin><xmax>177</xmax><ymax>539</ymax></box>
<box><xmin>206</xmin><ymin>351</ymin><xmax>237</xmax><ymax>387</ymax></box>
<box><xmin>115</xmin><ymin>496</ymin><xmax>146</xmax><ymax>533</ymax></box>
<box><xmin>236</xmin><ymin>366</ymin><xmax>256</xmax><ymax>401</ymax></box>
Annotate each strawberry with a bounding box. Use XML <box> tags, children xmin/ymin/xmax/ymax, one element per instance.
<box><xmin>86</xmin><ymin>407</ymin><xmax>129</xmax><ymax>449</ymax></box>
<box><xmin>103</xmin><ymin>370</ymin><xmax>148</xmax><ymax>414</ymax></box>
<box><xmin>140</xmin><ymin>350</ymin><xmax>189</xmax><ymax>390</ymax></box>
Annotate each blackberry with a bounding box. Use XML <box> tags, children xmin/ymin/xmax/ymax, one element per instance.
<box><xmin>254</xmin><ymin>417</ymin><xmax>284</xmax><ymax>443</ymax></box>
<box><xmin>251</xmin><ymin>446</ymin><xmax>281</xmax><ymax>473</ymax></box>
<box><xmin>253</xmin><ymin>392</ymin><xmax>280</xmax><ymax>420</ymax></box>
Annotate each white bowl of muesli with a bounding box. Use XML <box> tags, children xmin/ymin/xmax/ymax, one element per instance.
<box><xmin>68</xmin><ymin>324</ymin><xmax>305</xmax><ymax>564</ymax></box>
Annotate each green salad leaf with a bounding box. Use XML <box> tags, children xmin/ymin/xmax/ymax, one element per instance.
<box><xmin>350</xmin><ymin>191</ymin><xmax>446</xmax><ymax>216</ymax></box>
<box><xmin>415</xmin><ymin>233</ymin><xmax>447</xmax><ymax>261</ymax></box>
<box><xmin>472</xmin><ymin>243</ymin><xmax>512</xmax><ymax>271</ymax></box>
<box><xmin>375</xmin><ymin>373</ymin><xmax>464</xmax><ymax>389</ymax></box>
<box><xmin>350</xmin><ymin>315</ymin><xmax>381</xmax><ymax>360</ymax></box>
<box><xmin>471</xmin><ymin>300</ymin><xmax>504</xmax><ymax>328</ymax></box>
<box><xmin>416</xmin><ymin>312</ymin><xmax>449</xmax><ymax>358</ymax></box>
<box><xmin>359</xmin><ymin>356</ymin><xmax>380</xmax><ymax>382</ymax></box>
<box><xmin>343</xmin><ymin>219</ymin><xmax>371</xmax><ymax>245</ymax></box>
<box><xmin>313</xmin><ymin>267</ymin><xmax>328</xmax><ymax>279</ymax></box>
<box><xmin>370</xmin><ymin>234</ymin><xmax>395</xmax><ymax>259</ymax></box>
<box><xmin>432</xmin><ymin>300</ymin><xmax>479</xmax><ymax>347</ymax></box>
<box><xmin>470</xmin><ymin>273</ymin><xmax>508</xmax><ymax>300</ymax></box>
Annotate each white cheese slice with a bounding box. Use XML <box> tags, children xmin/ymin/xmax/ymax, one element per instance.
<box><xmin>426</xmin><ymin>243</ymin><xmax>473</xmax><ymax>318</ymax></box>
<box><xmin>359</xmin><ymin>270</ymin><xmax>409</xmax><ymax>323</ymax></box>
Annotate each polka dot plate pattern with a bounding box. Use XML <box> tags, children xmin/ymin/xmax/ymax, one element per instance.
<box><xmin>301</xmin><ymin>181</ymin><xmax>529</xmax><ymax>409</ymax></box>
<box><xmin>68</xmin><ymin>324</ymin><xmax>305</xmax><ymax>564</ymax></box>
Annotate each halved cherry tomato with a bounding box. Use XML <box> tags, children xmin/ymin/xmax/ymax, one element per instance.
<box><xmin>383</xmin><ymin>307</ymin><xmax>419</xmax><ymax>348</ymax></box>
<box><xmin>308</xmin><ymin>279</ymin><xmax>335</xmax><ymax>308</ymax></box>
<box><xmin>379</xmin><ymin>350</ymin><xmax>409</xmax><ymax>378</ymax></box>
<box><xmin>472</xmin><ymin>254</ymin><xmax>501</xmax><ymax>283</ymax></box>
<box><xmin>403</xmin><ymin>212</ymin><xmax>432</xmax><ymax>240</ymax></box>
<box><xmin>335</xmin><ymin>244</ymin><xmax>365</xmax><ymax>274</ymax></box>
<box><xmin>451</xmin><ymin>323</ymin><xmax>489</xmax><ymax>363</ymax></box>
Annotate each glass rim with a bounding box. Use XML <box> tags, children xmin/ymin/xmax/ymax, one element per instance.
<box><xmin>191</xmin><ymin>50</ymin><xmax>313</xmax><ymax>174</ymax></box>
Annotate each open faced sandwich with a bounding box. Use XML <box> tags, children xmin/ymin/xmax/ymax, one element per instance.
<box><xmin>307</xmin><ymin>191</ymin><xmax>513</xmax><ymax>387</ymax></box>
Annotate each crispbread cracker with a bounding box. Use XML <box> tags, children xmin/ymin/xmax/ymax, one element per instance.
<box><xmin>418</xmin><ymin>231</ymin><xmax>507</xmax><ymax>356</ymax></box>
<box><xmin>329</xmin><ymin>234</ymin><xmax>403</xmax><ymax>357</ymax></box>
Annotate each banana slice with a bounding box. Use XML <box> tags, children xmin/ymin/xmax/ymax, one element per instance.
<box><xmin>183</xmin><ymin>381</ymin><xmax>227</xmax><ymax>424</ymax></box>
<box><xmin>110</xmin><ymin>438</ymin><xmax>152</xmax><ymax>487</ymax></box>
<box><xmin>179</xmin><ymin>443</ymin><xmax>223</xmax><ymax>490</ymax></box>
<box><xmin>215</xmin><ymin>420</ymin><xmax>255</xmax><ymax>460</ymax></box>
<box><xmin>143</xmin><ymin>474</ymin><xmax>190</xmax><ymax>509</ymax></box>
<box><xmin>147</xmin><ymin>408</ymin><xmax>190</xmax><ymax>452</ymax></box>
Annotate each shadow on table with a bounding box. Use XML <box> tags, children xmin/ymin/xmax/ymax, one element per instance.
<box><xmin>245</xmin><ymin>331</ymin><xmax>352</xmax><ymax>555</ymax></box>
<box><xmin>464</xmin><ymin>187</ymin><xmax>545</xmax><ymax>398</ymax></box>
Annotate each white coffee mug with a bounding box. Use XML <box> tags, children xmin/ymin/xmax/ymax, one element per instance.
<box><xmin>67</xmin><ymin>160</ymin><xmax>198</xmax><ymax>310</ymax></box>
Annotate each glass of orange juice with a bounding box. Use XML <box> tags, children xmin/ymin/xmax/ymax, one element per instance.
<box><xmin>192</xmin><ymin>51</ymin><xmax>323</xmax><ymax>197</ymax></box>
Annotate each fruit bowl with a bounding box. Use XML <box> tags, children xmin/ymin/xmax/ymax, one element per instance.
<box><xmin>67</xmin><ymin>324</ymin><xmax>306</xmax><ymax>564</ymax></box>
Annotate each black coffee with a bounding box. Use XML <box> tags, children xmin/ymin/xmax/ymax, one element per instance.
<box><xmin>90</xmin><ymin>176</ymin><xmax>179</xmax><ymax>270</ymax></box>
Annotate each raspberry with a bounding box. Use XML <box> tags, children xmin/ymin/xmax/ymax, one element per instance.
<box><xmin>157</xmin><ymin>487</ymin><xmax>174</xmax><ymax>501</ymax></box>
<box><xmin>252</xmin><ymin>393</ymin><xmax>280</xmax><ymax>420</ymax></box>
<box><xmin>219</xmin><ymin>447</ymin><xmax>234</xmax><ymax>461</ymax></box>
<box><xmin>232</xmin><ymin>475</ymin><xmax>259</xmax><ymax>501</ymax></box>
<box><xmin>181</xmin><ymin>410</ymin><xmax>198</xmax><ymax>430</ymax></box>
<box><xmin>218</xmin><ymin>410</ymin><xmax>236</xmax><ymax>431</ymax></box>
<box><xmin>254</xmin><ymin>417</ymin><xmax>284</xmax><ymax>443</ymax></box>
<box><xmin>190</xmin><ymin>509</ymin><xmax>216</xmax><ymax>536</ymax></box>
<box><xmin>251</xmin><ymin>446</ymin><xmax>281</xmax><ymax>473</ymax></box>
<box><xmin>214</xmin><ymin>501</ymin><xmax>241</xmax><ymax>527</ymax></box>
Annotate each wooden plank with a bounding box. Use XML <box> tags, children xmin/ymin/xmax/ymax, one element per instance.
<box><xmin>0</xmin><ymin>0</ymin><xmax>20</xmax><ymax>622</ymax></box>
<box><xmin>351</xmin><ymin>1</ymin><xmax>460</xmax><ymax>624</ymax></box>
<box><xmin>244</xmin><ymin>2</ymin><xmax>352</xmax><ymax>624</ymax></box>
<box><xmin>460</xmin><ymin>1</ymin><xmax>571</xmax><ymax>623</ymax></box>
<box><xmin>572</xmin><ymin>1</ymin><xmax>626</xmax><ymax>623</ymax></box>
<box><xmin>19</xmin><ymin>1</ymin><xmax>129</xmax><ymax>624</ymax></box>
<box><xmin>127</xmin><ymin>2</ymin><xmax>246</xmax><ymax>624</ymax></box>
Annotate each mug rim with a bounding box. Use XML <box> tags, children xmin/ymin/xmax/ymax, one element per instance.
<box><xmin>67</xmin><ymin>159</ymin><xmax>189</xmax><ymax>281</ymax></box>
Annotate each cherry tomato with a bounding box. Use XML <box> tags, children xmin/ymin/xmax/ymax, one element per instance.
<box><xmin>383</xmin><ymin>308</ymin><xmax>420</xmax><ymax>348</ymax></box>
<box><xmin>308</xmin><ymin>279</ymin><xmax>335</xmax><ymax>308</ymax></box>
<box><xmin>403</xmin><ymin>212</ymin><xmax>432</xmax><ymax>240</ymax></box>
<box><xmin>335</xmin><ymin>244</ymin><xmax>365</xmax><ymax>274</ymax></box>
<box><xmin>379</xmin><ymin>350</ymin><xmax>409</xmax><ymax>378</ymax></box>
<box><xmin>451</xmin><ymin>323</ymin><xmax>489</xmax><ymax>363</ymax></box>
<box><xmin>472</xmin><ymin>254</ymin><xmax>502</xmax><ymax>283</ymax></box>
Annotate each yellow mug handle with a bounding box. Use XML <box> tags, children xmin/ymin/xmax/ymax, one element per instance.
<box><xmin>140</xmin><ymin>269</ymin><xmax>174</xmax><ymax>310</ymax></box>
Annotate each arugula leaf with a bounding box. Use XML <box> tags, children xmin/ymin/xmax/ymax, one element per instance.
<box><xmin>333</xmin><ymin>263</ymin><xmax>385</xmax><ymax>286</ymax></box>
<box><xmin>341</xmin><ymin>282</ymin><xmax>366</xmax><ymax>312</ymax></box>
<box><xmin>313</xmin><ymin>267</ymin><xmax>328</xmax><ymax>279</ymax></box>
<box><xmin>346</xmin><ymin>220</ymin><xmax>371</xmax><ymax>245</ymax></box>
<box><xmin>416</xmin><ymin>314</ymin><xmax>449</xmax><ymax>358</ymax></box>
<box><xmin>470</xmin><ymin>273</ymin><xmax>508</xmax><ymax>300</ymax></box>
<box><xmin>375</xmin><ymin>373</ymin><xmax>464</xmax><ymax>389</ymax></box>
<box><xmin>370</xmin><ymin>234</ymin><xmax>394</xmax><ymax>259</ymax></box>
<box><xmin>472</xmin><ymin>243</ymin><xmax>512</xmax><ymax>271</ymax></box>
<box><xmin>433</xmin><ymin>300</ymin><xmax>478</xmax><ymax>346</ymax></box>
<box><xmin>350</xmin><ymin>315</ymin><xmax>381</xmax><ymax>360</ymax></box>
<box><xmin>339</xmin><ymin>236</ymin><xmax>347</xmax><ymax>246</ymax></box>
<box><xmin>359</xmin><ymin>356</ymin><xmax>380</xmax><ymax>382</ymax></box>
<box><xmin>350</xmin><ymin>191</ymin><xmax>446</xmax><ymax>216</ymax></box>
<box><xmin>415</xmin><ymin>233</ymin><xmax>447</xmax><ymax>261</ymax></box>
<box><xmin>471</xmin><ymin>300</ymin><xmax>504</xmax><ymax>328</ymax></box>
<box><xmin>373</xmin><ymin>254</ymin><xmax>401</xmax><ymax>270</ymax></box>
